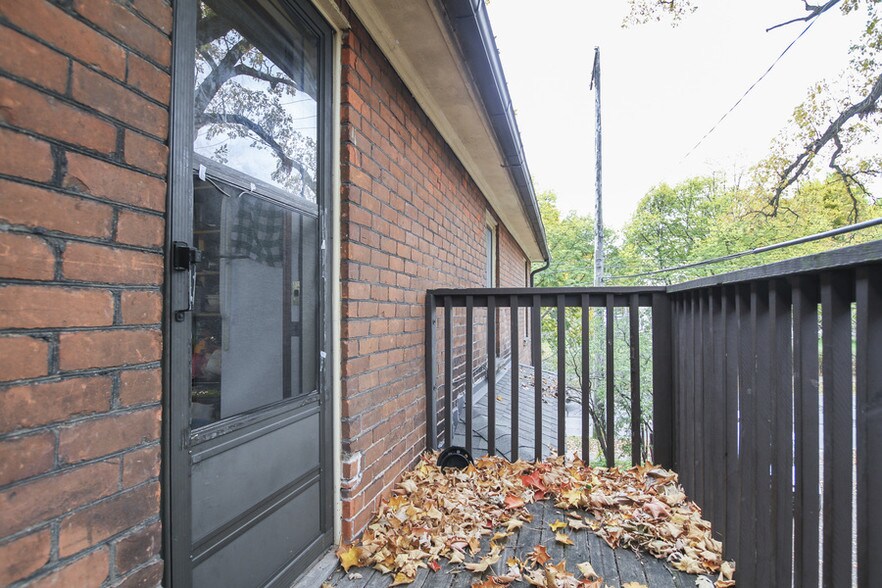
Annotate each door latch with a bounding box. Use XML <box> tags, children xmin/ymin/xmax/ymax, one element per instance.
<box><xmin>173</xmin><ymin>241</ymin><xmax>202</xmax><ymax>322</ymax></box>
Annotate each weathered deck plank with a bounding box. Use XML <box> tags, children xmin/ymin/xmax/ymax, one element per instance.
<box><xmin>320</xmin><ymin>500</ymin><xmax>713</xmax><ymax>587</ymax></box>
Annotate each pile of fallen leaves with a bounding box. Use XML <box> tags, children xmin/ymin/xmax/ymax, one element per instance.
<box><xmin>336</xmin><ymin>453</ymin><xmax>735</xmax><ymax>587</ymax></box>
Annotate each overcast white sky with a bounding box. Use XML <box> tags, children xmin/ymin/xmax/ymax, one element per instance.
<box><xmin>486</xmin><ymin>0</ymin><xmax>866</xmax><ymax>229</ymax></box>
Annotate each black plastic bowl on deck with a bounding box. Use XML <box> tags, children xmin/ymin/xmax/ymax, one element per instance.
<box><xmin>437</xmin><ymin>446</ymin><xmax>474</xmax><ymax>469</ymax></box>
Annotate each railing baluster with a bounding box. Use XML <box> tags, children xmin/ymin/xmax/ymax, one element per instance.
<box><xmin>581</xmin><ymin>294</ymin><xmax>591</xmax><ymax>463</ymax></box>
<box><xmin>791</xmin><ymin>275</ymin><xmax>819</xmax><ymax>588</ymax></box>
<box><xmin>510</xmin><ymin>295</ymin><xmax>519</xmax><ymax>462</ymax></box>
<box><xmin>425</xmin><ymin>293</ymin><xmax>437</xmax><ymax>451</ymax></box>
<box><xmin>444</xmin><ymin>296</ymin><xmax>453</xmax><ymax>448</ymax></box>
<box><xmin>651</xmin><ymin>292</ymin><xmax>673</xmax><ymax>470</ymax></box>
<box><xmin>820</xmin><ymin>272</ymin><xmax>854</xmax><ymax>585</ymax></box>
<box><xmin>770</xmin><ymin>280</ymin><xmax>793</xmax><ymax>587</ymax></box>
<box><xmin>465</xmin><ymin>295</ymin><xmax>474</xmax><ymax>455</ymax></box>
<box><xmin>629</xmin><ymin>294</ymin><xmax>641</xmax><ymax>466</ymax></box>
<box><xmin>532</xmin><ymin>294</ymin><xmax>542</xmax><ymax>461</ymax></box>
<box><xmin>737</xmin><ymin>285</ymin><xmax>756</xmax><ymax>587</ymax></box>
<box><xmin>605</xmin><ymin>294</ymin><xmax>615</xmax><ymax>468</ymax></box>
<box><xmin>487</xmin><ymin>295</ymin><xmax>496</xmax><ymax>457</ymax></box>
<box><xmin>855</xmin><ymin>266</ymin><xmax>882</xmax><ymax>587</ymax></box>
<box><xmin>754</xmin><ymin>282</ymin><xmax>773</xmax><ymax>583</ymax></box>
<box><xmin>557</xmin><ymin>295</ymin><xmax>566</xmax><ymax>456</ymax></box>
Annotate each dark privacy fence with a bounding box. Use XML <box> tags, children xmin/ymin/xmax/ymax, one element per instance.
<box><xmin>424</xmin><ymin>240</ymin><xmax>882</xmax><ymax>587</ymax></box>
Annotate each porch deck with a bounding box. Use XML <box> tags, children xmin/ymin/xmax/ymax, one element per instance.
<box><xmin>321</xmin><ymin>499</ymin><xmax>712</xmax><ymax>587</ymax></box>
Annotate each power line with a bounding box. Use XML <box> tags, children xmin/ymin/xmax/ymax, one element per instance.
<box><xmin>605</xmin><ymin>216</ymin><xmax>882</xmax><ymax>281</ymax></box>
<box><xmin>679</xmin><ymin>0</ymin><xmax>839</xmax><ymax>163</ymax></box>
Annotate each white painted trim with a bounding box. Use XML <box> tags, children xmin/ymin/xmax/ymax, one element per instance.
<box><xmin>310</xmin><ymin>0</ymin><xmax>346</xmax><ymax>546</ymax></box>
<box><xmin>310</xmin><ymin>0</ymin><xmax>350</xmax><ymax>30</ymax></box>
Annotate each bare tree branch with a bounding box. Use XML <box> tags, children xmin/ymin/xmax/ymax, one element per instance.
<box><xmin>769</xmin><ymin>70</ymin><xmax>882</xmax><ymax>213</ymax></box>
<box><xmin>196</xmin><ymin>112</ymin><xmax>316</xmax><ymax>192</ymax></box>
<box><xmin>194</xmin><ymin>38</ymin><xmax>252</xmax><ymax>118</ymax></box>
<box><xmin>766</xmin><ymin>0</ymin><xmax>840</xmax><ymax>32</ymax></box>
<box><xmin>233</xmin><ymin>64</ymin><xmax>297</xmax><ymax>91</ymax></box>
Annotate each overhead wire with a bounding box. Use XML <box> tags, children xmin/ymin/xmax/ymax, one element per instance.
<box><xmin>678</xmin><ymin>0</ymin><xmax>840</xmax><ymax>163</ymax></box>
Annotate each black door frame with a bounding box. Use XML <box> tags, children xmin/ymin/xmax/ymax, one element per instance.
<box><xmin>163</xmin><ymin>1</ymin><xmax>335</xmax><ymax>585</ymax></box>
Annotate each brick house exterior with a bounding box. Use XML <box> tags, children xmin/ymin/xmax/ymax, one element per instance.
<box><xmin>0</xmin><ymin>0</ymin><xmax>547</xmax><ymax>586</ymax></box>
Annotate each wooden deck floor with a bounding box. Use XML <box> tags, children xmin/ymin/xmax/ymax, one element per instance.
<box><xmin>451</xmin><ymin>366</ymin><xmax>569</xmax><ymax>462</ymax></box>
<box><xmin>322</xmin><ymin>367</ymin><xmax>714</xmax><ymax>587</ymax></box>
<box><xmin>322</xmin><ymin>500</ymin><xmax>714</xmax><ymax>587</ymax></box>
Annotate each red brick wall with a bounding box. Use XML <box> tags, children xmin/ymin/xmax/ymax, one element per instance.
<box><xmin>338</xmin><ymin>4</ymin><xmax>531</xmax><ymax>541</ymax></box>
<box><xmin>0</xmin><ymin>1</ymin><xmax>170</xmax><ymax>586</ymax></box>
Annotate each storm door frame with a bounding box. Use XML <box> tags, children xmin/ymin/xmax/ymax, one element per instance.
<box><xmin>163</xmin><ymin>0</ymin><xmax>335</xmax><ymax>585</ymax></box>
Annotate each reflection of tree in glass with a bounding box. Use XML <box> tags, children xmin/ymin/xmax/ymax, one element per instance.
<box><xmin>195</xmin><ymin>6</ymin><xmax>317</xmax><ymax>199</ymax></box>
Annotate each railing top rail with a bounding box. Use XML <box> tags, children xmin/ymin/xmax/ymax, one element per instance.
<box><xmin>428</xmin><ymin>286</ymin><xmax>666</xmax><ymax>296</ymax></box>
<box><xmin>667</xmin><ymin>239</ymin><xmax>882</xmax><ymax>293</ymax></box>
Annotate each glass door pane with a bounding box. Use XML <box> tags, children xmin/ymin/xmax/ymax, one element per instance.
<box><xmin>190</xmin><ymin>176</ymin><xmax>318</xmax><ymax>429</ymax></box>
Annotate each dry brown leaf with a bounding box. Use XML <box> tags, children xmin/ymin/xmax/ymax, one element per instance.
<box><xmin>464</xmin><ymin>553</ymin><xmax>500</xmax><ymax>573</ymax></box>
<box><xmin>555</xmin><ymin>531</ymin><xmax>575</xmax><ymax>545</ymax></box>
<box><xmin>530</xmin><ymin>545</ymin><xmax>551</xmax><ymax>565</ymax></box>
<box><xmin>576</xmin><ymin>561</ymin><xmax>599</xmax><ymax>579</ymax></box>
<box><xmin>504</xmin><ymin>494</ymin><xmax>525</xmax><ymax>510</ymax></box>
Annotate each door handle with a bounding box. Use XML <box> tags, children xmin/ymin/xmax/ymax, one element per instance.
<box><xmin>173</xmin><ymin>241</ymin><xmax>202</xmax><ymax>322</ymax></box>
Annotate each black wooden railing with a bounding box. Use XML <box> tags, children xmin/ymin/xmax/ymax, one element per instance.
<box><xmin>424</xmin><ymin>287</ymin><xmax>673</xmax><ymax>467</ymax></box>
<box><xmin>424</xmin><ymin>239</ymin><xmax>882</xmax><ymax>587</ymax></box>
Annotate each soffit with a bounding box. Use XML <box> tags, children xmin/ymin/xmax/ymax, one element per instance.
<box><xmin>346</xmin><ymin>0</ymin><xmax>544</xmax><ymax>261</ymax></box>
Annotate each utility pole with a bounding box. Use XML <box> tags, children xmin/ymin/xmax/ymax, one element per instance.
<box><xmin>590</xmin><ymin>47</ymin><xmax>604</xmax><ymax>286</ymax></box>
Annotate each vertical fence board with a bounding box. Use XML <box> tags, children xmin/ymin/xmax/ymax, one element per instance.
<box><xmin>532</xmin><ymin>295</ymin><xmax>542</xmax><ymax>461</ymax></box>
<box><xmin>651</xmin><ymin>292</ymin><xmax>673</xmax><ymax>469</ymax></box>
<box><xmin>605</xmin><ymin>294</ymin><xmax>615</xmax><ymax>467</ymax></box>
<box><xmin>465</xmin><ymin>296</ymin><xmax>474</xmax><ymax>455</ymax></box>
<box><xmin>753</xmin><ymin>282</ymin><xmax>773</xmax><ymax>583</ymax></box>
<box><xmin>771</xmin><ymin>280</ymin><xmax>793</xmax><ymax>588</ymax></box>
<box><xmin>629</xmin><ymin>294</ymin><xmax>641</xmax><ymax>466</ymax></box>
<box><xmin>723</xmin><ymin>287</ymin><xmax>739</xmax><ymax>563</ymax></box>
<box><xmin>510</xmin><ymin>295</ymin><xmax>520</xmax><ymax>462</ymax></box>
<box><xmin>444</xmin><ymin>296</ymin><xmax>453</xmax><ymax>448</ymax></box>
<box><xmin>856</xmin><ymin>266</ymin><xmax>882</xmax><ymax>587</ymax></box>
<box><xmin>581</xmin><ymin>294</ymin><xmax>591</xmax><ymax>463</ymax></box>
<box><xmin>792</xmin><ymin>275</ymin><xmax>819</xmax><ymax>588</ymax></box>
<box><xmin>711</xmin><ymin>288</ymin><xmax>726</xmax><ymax>538</ymax></box>
<box><xmin>685</xmin><ymin>293</ymin><xmax>696</xmax><ymax>496</ymax></box>
<box><xmin>487</xmin><ymin>296</ymin><xmax>497</xmax><ymax>456</ymax></box>
<box><xmin>557</xmin><ymin>295</ymin><xmax>566</xmax><ymax>455</ymax></box>
<box><xmin>701</xmin><ymin>291</ymin><xmax>714</xmax><ymax>521</ymax></box>
<box><xmin>425</xmin><ymin>294</ymin><xmax>437</xmax><ymax>451</ymax></box>
<box><xmin>679</xmin><ymin>295</ymin><xmax>689</xmax><ymax>486</ymax></box>
<box><xmin>737</xmin><ymin>286</ymin><xmax>756</xmax><ymax>587</ymax></box>
<box><xmin>820</xmin><ymin>272</ymin><xmax>854</xmax><ymax>586</ymax></box>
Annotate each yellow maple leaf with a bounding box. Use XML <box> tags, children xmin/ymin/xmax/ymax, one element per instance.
<box><xmin>336</xmin><ymin>544</ymin><xmax>362</xmax><ymax>572</ymax></box>
<box><xmin>622</xmin><ymin>583</ymin><xmax>648</xmax><ymax>588</ymax></box>
<box><xmin>549</xmin><ymin>520</ymin><xmax>567</xmax><ymax>532</ymax></box>
<box><xmin>390</xmin><ymin>571</ymin><xmax>414</xmax><ymax>586</ymax></box>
